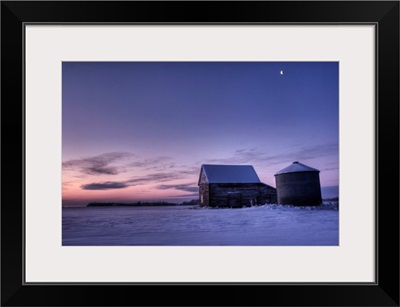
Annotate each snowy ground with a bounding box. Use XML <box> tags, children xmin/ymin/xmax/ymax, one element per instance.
<box><xmin>62</xmin><ymin>203</ymin><xmax>339</xmax><ymax>246</ymax></box>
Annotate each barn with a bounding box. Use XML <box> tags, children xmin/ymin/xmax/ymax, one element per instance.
<box><xmin>198</xmin><ymin>164</ymin><xmax>277</xmax><ymax>208</ymax></box>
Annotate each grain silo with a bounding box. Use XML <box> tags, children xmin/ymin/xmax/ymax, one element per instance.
<box><xmin>274</xmin><ymin>161</ymin><xmax>322</xmax><ymax>206</ymax></box>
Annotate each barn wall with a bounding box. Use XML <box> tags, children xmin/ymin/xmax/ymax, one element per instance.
<box><xmin>259</xmin><ymin>184</ymin><xmax>277</xmax><ymax>204</ymax></box>
<box><xmin>208</xmin><ymin>183</ymin><xmax>277</xmax><ymax>208</ymax></box>
<box><xmin>199</xmin><ymin>183</ymin><xmax>210</xmax><ymax>207</ymax></box>
<box><xmin>199</xmin><ymin>169</ymin><xmax>207</xmax><ymax>184</ymax></box>
<box><xmin>199</xmin><ymin>170</ymin><xmax>210</xmax><ymax>207</ymax></box>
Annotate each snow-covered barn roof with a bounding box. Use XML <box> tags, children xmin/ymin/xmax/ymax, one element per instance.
<box><xmin>199</xmin><ymin>164</ymin><xmax>261</xmax><ymax>184</ymax></box>
<box><xmin>275</xmin><ymin>161</ymin><xmax>320</xmax><ymax>175</ymax></box>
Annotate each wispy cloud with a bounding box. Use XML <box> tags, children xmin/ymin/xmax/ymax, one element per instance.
<box><xmin>79</xmin><ymin>172</ymin><xmax>186</xmax><ymax>191</ymax></box>
<box><xmin>63</xmin><ymin>153</ymin><xmax>182</xmax><ymax>178</ymax></box>
<box><xmin>178</xmin><ymin>166</ymin><xmax>199</xmax><ymax>176</ymax></box>
<box><xmin>62</xmin><ymin>181</ymin><xmax>75</xmax><ymax>191</ymax></box>
<box><xmin>67</xmin><ymin>153</ymin><xmax>201</xmax><ymax>191</ymax></box>
<box><xmin>127</xmin><ymin>156</ymin><xmax>173</xmax><ymax>170</ymax></box>
<box><xmin>63</xmin><ymin>152</ymin><xmax>134</xmax><ymax>175</ymax></box>
<box><xmin>127</xmin><ymin>172</ymin><xmax>181</xmax><ymax>185</ymax></box>
<box><xmin>166</xmin><ymin>193</ymin><xmax>199</xmax><ymax>199</ymax></box>
<box><xmin>203</xmin><ymin>148</ymin><xmax>269</xmax><ymax>165</ymax></box>
<box><xmin>156</xmin><ymin>183</ymin><xmax>198</xmax><ymax>193</ymax></box>
<box><xmin>203</xmin><ymin>144</ymin><xmax>338</xmax><ymax>166</ymax></box>
<box><xmin>81</xmin><ymin>181</ymin><xmax>129</xmax><ymax>190</ymax></box>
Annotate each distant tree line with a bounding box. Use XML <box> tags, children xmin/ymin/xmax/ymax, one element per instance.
<box><xmin>179</xmin><ymin>199</ymin><xmax>200</xmax><ymax>205</ymax></box>
<box><xmin>87</xmin><ymin>199</ymin><xmax>199</xmax><ymax>207</ymax></box>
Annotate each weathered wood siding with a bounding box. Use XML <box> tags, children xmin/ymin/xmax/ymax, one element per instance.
<box><xmin>259</xmin><ymin>183</ymin><xmax>278</xmax><ymax>204</ymax></box>
<box><xmin>199</xmin><ymin>184</ymin><xmax>210</xmax><ymax>207</ymax></box>
<box><xmin>207</xmin><ymin>183</ymin><xmax>276</xmax><ymax>208</ymax></box>
<box><xmin>199</xmin><ymin>170</ymin><xmax>210</xmax><ymax>207</ymax></box>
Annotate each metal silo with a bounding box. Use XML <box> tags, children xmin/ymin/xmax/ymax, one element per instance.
<box><xmin>274</xmin><ymin>161</ymin><xmax>322</xmax><ymax>206</ymax></box>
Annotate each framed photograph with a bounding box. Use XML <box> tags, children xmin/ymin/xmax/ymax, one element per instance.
<box><xmin>2</xmin><ymin>1</ymin><xmax>399</xmax><ymax>306</ymax></box>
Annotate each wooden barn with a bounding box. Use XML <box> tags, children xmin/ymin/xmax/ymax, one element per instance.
<box><xmin>198</xmin><ymin>164</ymin><xmax>277</xmax><ymax>208</ymax></box>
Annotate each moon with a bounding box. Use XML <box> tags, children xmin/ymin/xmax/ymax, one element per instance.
<box><xmin>280</xmin><ymin>70</ymin><xmax>284</xmax><ymax>75</ymax></box>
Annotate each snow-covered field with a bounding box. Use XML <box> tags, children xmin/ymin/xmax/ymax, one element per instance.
<box><xmin>62</xmin><ymin>203</ymin><xmax>339</xmax><ymax>246</ymax></box>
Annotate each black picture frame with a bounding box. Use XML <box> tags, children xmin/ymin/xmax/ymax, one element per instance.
<box><xmin>1</xmin><ymin>1</ymin><xmax>399</xmax><ymax>306</ymax></box>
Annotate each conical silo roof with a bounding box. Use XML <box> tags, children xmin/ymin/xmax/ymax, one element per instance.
<box><xmin>274</xmin><ymin>161</ymin><xmax>320</xmax><ymax>176</ymax></box>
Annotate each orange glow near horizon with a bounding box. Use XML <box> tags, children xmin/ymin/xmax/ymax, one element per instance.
<box><xmin>62</xmin><ymin>161</ymin><xmax>200</xmax><ymax>206</ymax></box>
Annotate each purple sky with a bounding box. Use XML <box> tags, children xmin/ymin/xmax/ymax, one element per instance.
<box><xmin>62</xmin><ymin>62</ymin><xmax>339</xmax><ymax>206</ymax></box>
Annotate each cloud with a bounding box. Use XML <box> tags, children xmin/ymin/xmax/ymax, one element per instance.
<box><xmin>166</xmin><ymin>193</ymin><xmax>199</xmax><ymax>199</ymax></box>
<box><xmin>203</xmin><ymin>148</ymin><xmax>267</xmax><ymax>165</ymax></box>
<box><xmin>63</xmin><ymin>153</ymin><xmax>199</xmax><ymax>185</ymax></box>
<box><xmin>62</xmin><ymin>181</ymin><xmax>75</xmax><ymax>190</ymax></box>
<box><xmin>80</xmin><ymin>175</ymin><xmax>197</xmax><ymax>191</ymax></box>
<box><xmin>156</xmin><ymin>183</ymin><xmax>198</xmax><ymax>193</ymax></box>
<box><xmin>293</xmin><ymin>144</ymin><xmax>338</xmax><ymax>161</ymax></box>
<box><xmin>78</xmin><ymin>172</ymin><xmax>184</xmax><ymax>190</ymax></box>
<box><xmin>79</xmin><ymin>170</ymin><xmax>191</xmax><ymax>191</ymax></box>
<box><xmin>63</xmin><ymin>152</ymin><xmax>134</xmax><ymax>175</ymax></box>
<box><xmin>203</xmin><ymin>144</ymin><xmax>338</xmax><ymax>166</ymax></box>
<box><xmin>127</xmin><ymin>157</ymin><xmax>173</xmax><ymax>170</ymax></box>
<box><xmin>321</xmin><ymin>167</ymin><xmax>339</xmax><ymax>172</ymax></box>
<box><xmin>81</xmin><ymin>181</ymin><xmax>129</xmax><ymax>190</ymax></box>
<box><xmin>127</xmin><ymin>172</ymin><xmax>181</xmax><ymax>185</ymax></box>
<box><xmin>178</xmin><ymin>166</ymin><xmax>199</xmax><ymax>176</ymax></box>
<box><xmin>63</xmin><ymin>153</ymin><xmax>179</xmax><ymax>177</ymax></box>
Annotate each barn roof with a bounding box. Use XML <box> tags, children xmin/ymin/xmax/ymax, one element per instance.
<box><xmin>199</xmin><ymin>164</ymin><xmax>261</xmax><ymax>184</ymax></box>
<box><xmin>275</xmin><ymin>161</ymin><xmax>320</xmax><ymax>175</ymax></box>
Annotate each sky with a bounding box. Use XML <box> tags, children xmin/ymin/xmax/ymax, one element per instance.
<box><xmin>62</xmin><ymin>62</ymin><xmax>339</xmax><ymax>206</ymax></box>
